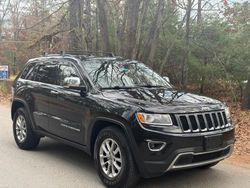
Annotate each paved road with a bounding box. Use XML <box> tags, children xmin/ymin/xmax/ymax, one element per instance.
<box><xmin>0</xmin><ymin>105</ymin><xmax>250</xmax><ymax>188</ymax></box>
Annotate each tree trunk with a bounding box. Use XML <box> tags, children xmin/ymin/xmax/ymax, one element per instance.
<box><xmin>124</xmin><ymin>0</ymin><xmax>140</xmax><ymax>59</ymax></box>
<box><xmin>159</xmin><ymin>42</ymin><xmax>174</xmax><ymax>75</ymax></box>
<box><xmin>117</xmin><ymin>1</ymin><xmax>128</xmax><ymax>56</ymax></box>
<box><xmin>181</xmin><ymin>0</ymin><xmax>192</xmax><ymax>89</ymax></box>
<box><xmin>242</xmin><ymin>74</ymin><xmax>250</xmax><ymax>109</ymax></box>
<box><xmin>84</xmin><ymin>0</ymin><xmax>93</xmax><ymax>51</ymax></box>
<box><xmin>0</xmin><ymin>23</ymin><xmax>2</xmax><ymax>41</ymax></box>
<box><xmin>197</xmin><ymin>0</ymin><xmax>202</xmax><ymax>23</ymax></box>
<box><xmin>141</xmin><ymin>0</ymin><xmax>165</xmax><ymax>65</ymax></box>
<box><xmin>95</xmin><ymin>5</ymin><xmax>99</xmax><ymax>51</ymax></box>
<box><xmin>68</xmin><ymin>0</ymin><xmax>83</xmax><ymax>50</ymax></box>
<box><xmin>96</xmin><ymin>0</ymin><xmax>111</xmax><ymax>52</ymax></box>
<box><xmin>200</xmin><ymin>58</ymin><xmax>208</xmax><ymax>94</ymax></box>
<box><xmin>135</xmin><ymin>0</ymin><xmax>150</xmax><ymax>59</ymax></box>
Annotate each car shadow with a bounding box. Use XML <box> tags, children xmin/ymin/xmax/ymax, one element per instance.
<box><xmin>34</xmin><ymin>138</ymin><xmax>229</xmax><ymax>188</ymax></box>
<box><xmin>34</xmin><ymin>137</ymin><xmax>98</xmax><ymax>176</ymax></box>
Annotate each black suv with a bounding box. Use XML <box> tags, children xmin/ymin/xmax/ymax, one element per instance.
<box><xmin>11</xmin><ymin>51</ymin><xmax>235</xmax><ymax>187</ymax></box>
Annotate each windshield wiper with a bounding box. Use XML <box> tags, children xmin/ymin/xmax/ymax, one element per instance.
<box><xmin>138</xmin><ymin>85</ymin><xmax>166</xmax><ymax>88</ymax></box>
<box><xmin>101</xmin><ymin>86</ymin><xmax>135</xmax><ymax>90</ymax></box>
<box><xmin>101</xmin><ymin>85</ymin><xmax>171</xmax><ymax>90</ymax></box>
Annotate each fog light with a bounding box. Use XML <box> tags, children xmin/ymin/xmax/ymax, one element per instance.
<box><xmin>147</xmin><ymin>140</ymin><xmax>166</xmax><ymax>152</ymax></box>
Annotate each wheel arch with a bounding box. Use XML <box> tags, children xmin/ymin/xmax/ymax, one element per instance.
<box><xmin>88</xmin><ymin>116</ymin><xmax>147</xmax><ymax>178</ymax></box>
<box><xmin>11</xmin><ymin>99</ymin><xmax>26</xmax><ymax>120</ymax></box>
<box><xmin>11</xmin><ymin>99</ymin><xmax>36</xmax><ymax>129</ymax></box>
<box><xmin>89</xmin><ymin>117</ymin><xmax>130</xmax><ymax>157</ymax></box>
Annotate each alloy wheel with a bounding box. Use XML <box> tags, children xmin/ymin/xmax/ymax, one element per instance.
<box><xmin>99</xmin><ymin>138</ymin><xmax>123</xmax><ymax>179</ymax></box>
<box><xmin>15</xmin><ymin>115</ymin><xmax>27</xmax><ymax>143</ymax></box>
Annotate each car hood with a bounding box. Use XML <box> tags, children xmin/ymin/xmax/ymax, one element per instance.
<box><xmin>101</xmin><ymin>88</ymin><xmax>225</xmax><ymax>113</ymax></box>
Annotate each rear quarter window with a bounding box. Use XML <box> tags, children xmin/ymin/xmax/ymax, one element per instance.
<box><xmin>20</xmin><ymin>62</ymin><xmax>36</xmax><ymax>79</ymax></box>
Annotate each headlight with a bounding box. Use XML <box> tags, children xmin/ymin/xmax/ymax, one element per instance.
<box><xmin>137</xmin><ymin>113</ymin><xmax>173</xmax><ymax>126</ymax></box>
<box><xmin>225</xmin><ymin>107</ymin><xmax>232</xmax><ymax>125</ymax></box>
<box><xmin>137</xmin><ymin>113</ymin><xmax>182</xmax><ymax>133</ymax></box>
<box><xmin>225</xmin><ymin>107</ymin><xmax>231</xmax><ymax>119</ymax></box>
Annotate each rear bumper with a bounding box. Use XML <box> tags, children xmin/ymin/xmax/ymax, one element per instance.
<box><xmin>130</xmin><ymin>127</ymin><xmax>235</xmax><ymax>178</ymax></box>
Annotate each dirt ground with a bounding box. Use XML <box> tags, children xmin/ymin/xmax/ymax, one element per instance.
<box><xmin>227</xmin><ymin>103</ymin><xmax>250</xmax><ymax>168</ymax></box>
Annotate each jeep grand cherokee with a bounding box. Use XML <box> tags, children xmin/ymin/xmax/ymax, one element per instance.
<box><xmin>11</xmin><ymin>51</ymin><xmax>235</xmax><ymax>188</ymax></box>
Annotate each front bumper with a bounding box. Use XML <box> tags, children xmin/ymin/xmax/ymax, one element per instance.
<box><xmin>167</xmin><ymin>144</ymin><xmax>233</xmax><ymax>171</ymax></box>
<box><xmin>130</xmin><ymin>127</ymin><xmax>235</xmax><ymax>178</ymax></box>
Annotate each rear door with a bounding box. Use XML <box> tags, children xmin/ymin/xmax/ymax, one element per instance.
<box><xmin>21</xmin><ymin>61</ymin><xmax>52</xmax><ymax>132</ymax></box>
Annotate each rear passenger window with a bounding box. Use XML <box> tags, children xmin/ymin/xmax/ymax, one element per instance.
<box><xmin>26</xmin><ymin>65</ymin><xmax>39</xmax><ymax>81</ymax></box>
<box><xmin>35</xmin><ymin>63</ymin><xmax>60</xmax><ymax>85</ymax></box>
<box><xmin>21</xmin><ymin>63</ymin><xmax>36</xmax><ymax>79</ymax></box>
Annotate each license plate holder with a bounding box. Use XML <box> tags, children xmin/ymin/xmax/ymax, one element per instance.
<box><xmin>204</xmin><ymin>134</ymin><xmax>223</xmax><ymax>151</ymax></box>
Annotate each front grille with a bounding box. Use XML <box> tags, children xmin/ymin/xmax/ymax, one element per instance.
<box><xmin>174</xmin><ymin>111</ymin><xmax>230</xmax><ymax>133</ymax></box>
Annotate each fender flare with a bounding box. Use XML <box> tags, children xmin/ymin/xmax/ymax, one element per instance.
<box><xmin>86</xmin><ymin>116</ymin><xmax>147</xmax><ymax>175</ymax></box>
<box><xmin>11</xmin><ymin>98</ymin><xmax>36</xmax><ymax>129</ymax></box>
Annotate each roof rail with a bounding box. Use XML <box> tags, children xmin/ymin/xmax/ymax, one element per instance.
<box><xmin>59</xmin><ymin>50</ymin><xmax>115</xmax><ymax>57</ymax></box>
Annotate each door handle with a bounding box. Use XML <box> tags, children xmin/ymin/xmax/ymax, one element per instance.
<box><xmin>50</xmin><ymin>90</ymin><xmax>59</xmax><ymax>95</ymax></box>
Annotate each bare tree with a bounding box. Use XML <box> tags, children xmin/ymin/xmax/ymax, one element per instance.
<box><xmin>0</xmin><ymin>0</ymin><xmax>11</xmax><ymax>41</ymax></box>
<box><xmin>141</xmin><ymin>0</ymin><xmax>165</xmax><ymax>65</ymax></box>
<box><xmin>181</xmin><ymin>0</ymin><xmax>192</xmax><ymax>89</ymax></box>
<box><xmin>197</xmin><ymin>0</ymin><xmax>202</xmax><ymax>23</ymax></box>
<box><xmin>124</xmin><ymin>0</ymin><xmax>140</xmax><ymax>58</ymax></box>
<box><xmin>135</xmin><ymin>0</ymin><xmax>150</xmax><ymax>59</ymax></box>
<box><xmin>117</xmin><ymin>1</ymin><xmax>128</xmax><ymax>56</ymax></box>
<box><xmin>97</xmin><ymin>0</ymin><xmax>110</xmax><ymax>52</ymax></box>
<box><xmin>83</xmin><ymin>0</ymin><xmax>93</xmax><ymax>51</ymax></box>
<box><xmin>68</xmin><ymin>0</ymin><xmax>83</xmax><ymax>50</ymax></box>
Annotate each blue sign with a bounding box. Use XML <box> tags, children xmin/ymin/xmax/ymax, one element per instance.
<box><xmin>0</xmin><ymin>65</ymin><xmax>9</xmax><ymax>79</ymax></box>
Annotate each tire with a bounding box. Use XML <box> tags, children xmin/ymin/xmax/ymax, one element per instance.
<box><xmin>94</xmin><ymin>127</ymin><xmax>140</xmax><ymax>188</ymax></box>
<box><xmin>13</xmin><ymin>108</ymin><xmax>40</xmax><ymax>150</ymax></box>
<box><xmin>199</xmin><ymin>162</ymin><xmax>219</xmax><ymax>169</ymax></box>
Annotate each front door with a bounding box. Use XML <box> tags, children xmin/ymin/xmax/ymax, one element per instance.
<box><xmin>47</xmin><ymin>59</ymin><xmax>87</xmax><ymax>144</ymax></box>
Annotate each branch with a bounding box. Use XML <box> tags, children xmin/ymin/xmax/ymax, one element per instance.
<box><xmin>21</xmin><ymin>0</ymin><xmax>69</xmax><ymax>31</ymax></box>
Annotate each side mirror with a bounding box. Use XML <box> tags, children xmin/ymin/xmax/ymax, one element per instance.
<box><xmin>63</xmin><ymin>77</ymin><xmax>87</xmax><ymax>94</ymax></box>
<box><xmin>64</xmin><ymin>77</ymin><xmax>81</xmax><ymax>87</ymax></box>
<box><xmin>163</xmin><ymin>76</ymin><xmax>170</xmax><ymax>83</ymax></box>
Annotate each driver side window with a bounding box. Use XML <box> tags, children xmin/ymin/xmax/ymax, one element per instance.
<box><xmin>59</xmin><ymin>63</ymin><xmax>81</xmax><ymax>86</ymax></box>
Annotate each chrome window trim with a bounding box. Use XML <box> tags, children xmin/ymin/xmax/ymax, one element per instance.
<box><xmin>19</xmin><ymin>57</ymin><xmax>90</xmax><ymax>92</ymax></box>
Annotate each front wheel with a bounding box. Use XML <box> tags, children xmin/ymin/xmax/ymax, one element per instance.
<box><xmin>94</xmin><ymin>127</ymin><xmax>139</xmax><ymax>188</ymax></box>
<box><xmin>13</xmin><ymin>108</ymin><xmax>40</xmax><ymax>150</ymax></box>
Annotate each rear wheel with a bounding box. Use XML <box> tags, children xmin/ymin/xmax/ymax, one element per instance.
<box><xmin>94</xmin><ymin>127</ymin><xmax>139</xmax><ymax>188</ymax></box>
<box><xmin>13</xmin><ymin>108</ymin><xmax>40</xmax><ymax>150</ymax></box>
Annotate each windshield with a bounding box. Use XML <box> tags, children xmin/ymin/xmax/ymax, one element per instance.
<box><xmin>82</xmin><ymin>60</ymin><xmax>172</xmax><ymax>89</ymax></box>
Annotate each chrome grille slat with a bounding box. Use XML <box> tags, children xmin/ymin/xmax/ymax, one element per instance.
<box><xmin>194</xmin><ymin>115</ymin><xmax>201</xmax><ymax>132</ymax></box>
<box><xmin>197</xmin><ymin>114</ymin><xmax>207</xmax><ymax>131</ymax></box>
<box><xmin>176</xmin><ymin>115</ymin><xmax>190</xmax><ymax>133</ymax></box>
<box><xmin>219</xmin><ymin>112</ymin><xmax>225</xmax><ymax>128</ymax></box>
<box><xmin>209</xmin><ymin>113</ymin><xmax>216</xmax><ymax>130</ymax></box>
<box><xmin>215</xmin><ymin>113</ymin><xmax>221</xmax><ymax>129</ymax></box>
<box><xmin>186</xmin><ymin>115</ymin><xmax>193</xmax><ymax>132</ymax></box>
<box><xmin>202</xmin><ymin>114</ymin><xmax>209</xmax><ymax>131</ymax></box>
<box><xmin>190</xmin><ymin>115</ymin><xmax>199</xmax><ymax>132</ymax></box>
<box><xmin>174</xmin><ymin>110</ymin><xmax>230</xmax><ymax>133</ymax></box>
